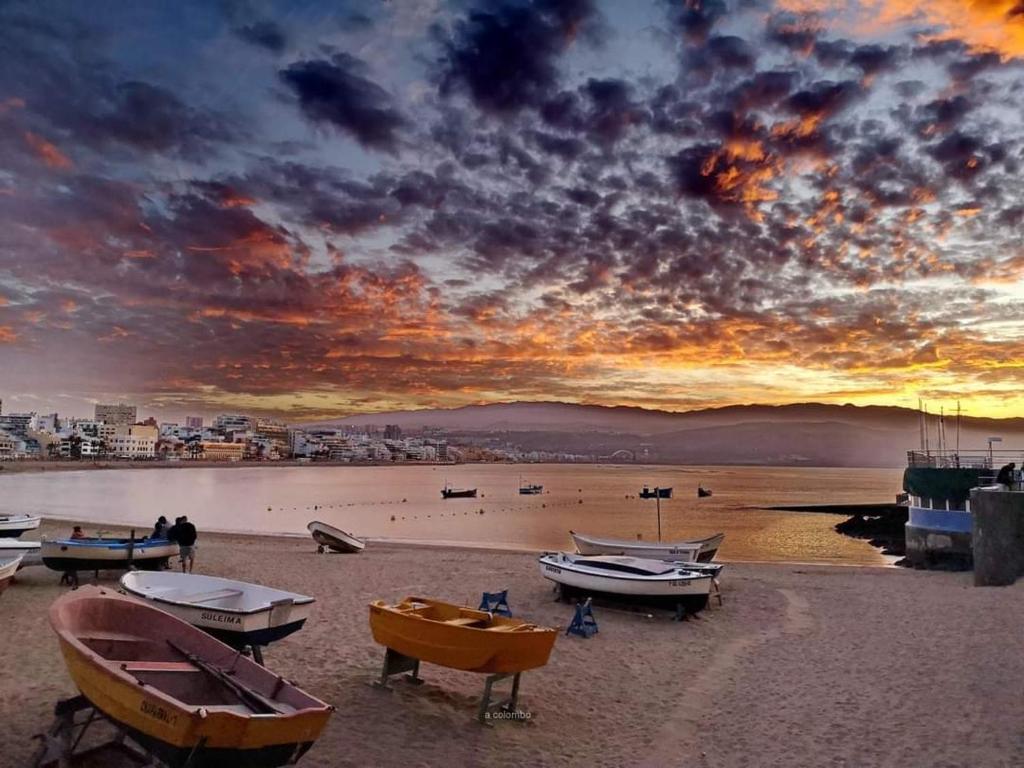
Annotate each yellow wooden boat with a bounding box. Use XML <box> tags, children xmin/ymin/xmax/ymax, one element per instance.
<box><xmin>368</xmin><ymin>596</ymin><xmax>557</xmax><ymax>674</ymax></box>
<box><xmin>50</xmin><ymin>586</ymin><xmax>332</xmax><ymax>768</ymax></box>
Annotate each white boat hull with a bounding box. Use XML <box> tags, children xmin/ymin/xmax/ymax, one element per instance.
<box><xmin>538</xmin><ymin>554</ymin><xmax>713</xmax><ymax>598</ymax></box>
<box><xmin>0</xmin><ymin>515</ymin><xmax>41</xmax><ymax>538</ymax></box>
<box><xmin>570</xmin><ymin>531</ymin><xmax>724</xmax><ymax>562</ymax></box>
<box><xmin>120</xmin><ymin>572</ymin><xmax>315</xmax><ymax>649</ymax></box>
<box><xmin>307</xmin><ymin>520</ymin><xmax>365</xmax><ymax>553</ymax></box>
<box><xmin>41</xmin><ymin>539</ymin><xmax>177</xmax><ymax>572</ymax></box>
<box><xmin>0</xmin><ymin>539</ymin><xmax>42</xmax><ymax>567</ymax></box>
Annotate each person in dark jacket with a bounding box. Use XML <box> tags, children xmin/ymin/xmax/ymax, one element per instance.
<box><xmin>174</xmin><ymin>516</ymin><xmax>198</xmax><ymax>573</ymax></box>
<box><xmin>152</xmin><ymin>515</ymin><xmax>169</xmax><ymax>540</ymax></box>
<box><xmin>996</xmin><ymin>462</ymin><xmax>1016</xmax><ymax>488</ymax></box>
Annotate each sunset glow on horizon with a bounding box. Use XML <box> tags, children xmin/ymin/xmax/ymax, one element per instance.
<box><xmin>1</xmin><ymin>0</ymin><xmax>1024</xmax><ymax>421</ymax></box>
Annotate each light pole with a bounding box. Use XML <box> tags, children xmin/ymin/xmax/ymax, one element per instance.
<box><xmin>655</xmin><ymin>490</ymin><xmax>662</xmax><ymax>541</ymax></box>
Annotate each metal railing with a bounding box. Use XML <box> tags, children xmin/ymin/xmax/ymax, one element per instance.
<box><xmin>907</xmin><ymin>450</ymin><xmax>1023</xmax><ymax>470</ymax></box>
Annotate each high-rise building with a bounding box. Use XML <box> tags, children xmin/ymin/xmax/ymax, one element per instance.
<box><xmin>185</xmin><ymin>416</ymin><xmax>203</xmax><ymax>429</ymax></box>
<box><xmin>94</xmin><ymin>403</ymin><xmax>137</xmax><ymax>426</ymax></box>
<box><xmin>384</xmin><ymin>424</ymin><xmax>403</xmax><ymax>440</ymax></box>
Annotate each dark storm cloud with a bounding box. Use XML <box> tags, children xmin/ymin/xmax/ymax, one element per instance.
<box><xmin>665</xmin><ymin>0</ymin><xmax>728</xmax><ymax>43</ymax></box>
<box><xmin>235</xmin><ymin>20</ymin><xmax>288</xmax><ymax>52</ymax></box>
<box><xmin>280</xmin><ymin>52</ymin><xmax>407</xmax><ymax>151</ymax></box>
<box><xmin>437</xmin><ymin>0</ymin><xmax>601</xmax><ymax>114</ymax></box>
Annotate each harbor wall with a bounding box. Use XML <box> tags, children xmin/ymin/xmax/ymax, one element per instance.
<box><xmin>971</xmin><ymin>489</ymin><xmax>1024</xmax><ymax>587</ymax></box>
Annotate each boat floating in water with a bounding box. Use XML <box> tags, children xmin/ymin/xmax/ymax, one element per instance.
<box><xmin>0</xmin><ymin>514</ymin><xmax>41</xmax><ymax>538</ymax></box>
<box><xmin>441</xmin><ymin>485</ymin><xmax>478</xmax><ymax>499</ymax></box>
<box><xmin>307</xmin><ymin>520</ymin><xmax>365</xmax><ymax>553</ymax></box>
<box><xmin>0</xmin><ymin>539</ymin><xmax>41</xmax><ymax>567</ymax></box>
<box><xmin>518</xmin><ymin>482</ymin><xmax>543</xmax><ymax>495</ymax></box>
<box><xmin>50</xmin><ymin>586</ymin><xmax>332</xmax><ymax>768</ymax></box>
<box><xmin>570</xmin><ymin>530</ymin><xmax>723</xmax><ymax>562</ymax></box>
<box><xmin>639</xmin><ymin>485</ymin><xmax>672</xmax><ymax>499</ymax></box>
<box><xmin>369</xmin><ymin>596</ymin><xmax>557</xmax><ymax>674</ymax></box>
<box><xmin>0</xmin><ymin>555</ymin><xmax>23</xmax><ymax>596</ymax></box>
<box><xmin>697</xmin><ymin>486</ymin><xmax>713</xmax><ymax>498</ymax></box>
<box><xmin>539</xmin><ymin>552</ymin><xmax>714</xmax><ymax>608</ymax></box>
<box><xmin>41</xmin><ymin>536</ymin><xmax>177</xmax><ymax>573</ymax></box>
<box><xmin>120</xmin><ymin>571</ymin><xmax>315</xmax><ymax>651</ymax></box>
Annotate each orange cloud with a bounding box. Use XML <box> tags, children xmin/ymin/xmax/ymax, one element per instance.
<box><xmin>0</xmin><ymin>325</ymin><xmax>17</xmax><ymax>343</ymax></box>
<box><xmin>24</xmin><ymin>131</ymin><xmax>73</xmax><ymax>169</ymax></box>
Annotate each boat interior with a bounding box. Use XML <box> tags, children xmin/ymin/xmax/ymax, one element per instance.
<box><xmin>76</xmin><ymin>630</ymin><xmax>307</xmax><ymax>714</ymax></box>
<box><xmin>124</xmin><ymin>574</ymin><xmax>310</xmax><ymax>612</ymax></box>
<box><xmin>564</xmin><ymin>555</ymin><xmax>695</xmax><ymax>577</ymax></box>
<box><xmin>386</xmin><ymin>599</ymin><xmax>541</xmax><ymax>632</ymax></box>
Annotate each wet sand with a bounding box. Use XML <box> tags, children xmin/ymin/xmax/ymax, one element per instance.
<box><xmin>2</xmin><ymin>521</ymin><xmax>1021</xmax><ymax>768</ymax></box>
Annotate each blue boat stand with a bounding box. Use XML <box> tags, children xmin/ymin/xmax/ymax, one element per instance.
<box><xmin>478</xmin><ymin>590</ymin><xmax>512</xmax><ymax>616</ymax></box>
<box><xmin>566</xmin><ymin>598</ymin><xmax>599</xmax><ymax>638</ymax></box>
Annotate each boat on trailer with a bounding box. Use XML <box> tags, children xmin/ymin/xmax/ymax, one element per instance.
<box><xmin>120</xmin><ymin>572</ymin><xmax>315</xmax><ymax>650</ymax></box>
<box><xmin>569</xmin><ymin>530</ymin><xmax>724</xmax><ymax>562</ymax></box>
<box><xmin>0</xmin><ymin>514</ymin><xmax>41</xmax><ymax>538</ymax></box>
<box><xmin>50</xmin><ymin>586</ymin><xmax>332</xmax><ymax>768</ymax></box>
<box><xmin>306</xmin><ymin>520</ymin><xmax>365</xmax><ymax>553</ymax></box>
<box><xmin>539</xmin><ymin>552</ymin><xmax>714</xmax><ymax>609</ymax></box>
<box><xmin>369</xmin><ymin>596</ymin><xmax>557</xmax><ymax>674</ymax></box>
<box><xmin>41</xmin><ymin>537</ymin><xmax>177</xmax><ymax>573</ymax></box>
<box><xmin>0</xmin><ymin>539</ymin><xmax>41</xmax><ymax>567</ymax></box>
<box><xmin>0</xmin><ymin>555</ymin><xmax>23</xmax><ymax>596</ymax></box>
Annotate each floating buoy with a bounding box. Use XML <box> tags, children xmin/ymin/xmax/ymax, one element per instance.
<box><xmin>578</xmin><ymin>499</ymin><xmax>583</xmax><ymax>504</ymax></box>
<box><xmin>390</xmin><ymin>515</ymin><xmax>395</xmax><ymax>521</ymax></box>
<box><xmin>542</xmin><ymin>504</ymin><xmax>546</xmax><ymax>508</ymax></box>
<box><xmin>402</xmin><ymin>498</ymin><xmax>407</xmax><ymax>503</ymax></box>
<box><xmin>267</xmin><ymin>507</ymin><xmax>272</xmax><ymax>512</ymax></box>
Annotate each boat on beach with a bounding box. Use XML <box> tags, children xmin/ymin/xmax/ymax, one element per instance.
<box><xmin>50</xmin><ymin>586</ymin><xmax>332</xmax><ymax>768</ymax></box>
<box><xmin>639</xmin><ymin>485</ymin><xmax>672</xmax><ymax>499</ymax></box>
<box><xmin>570</xmin><ymin>530</ymin><xmax>724</xmax><ymax>562</ymax></box>
<box><xmin>120</xmin><ymin>571</ymin><xmax>315</xmax><ymax>650</ymax></box>
<box><xmin>41</xmin><ymin>536</ymin><xmax>177</xmax><ymax>573</ymax></box>
<box><xmin>538</xmin><ymin>552</ymin><xmax>714</xmax><ymax>606</ymax></box>
<box><xmin>368</xmin><ymin>596</ymin><xmax>557</xmax><ymax>674</ymax></box>
<box><xmin>0</xmin><ymin>538</ymin><xmax>41</xmax><ymax>567</ymax></box>
<box><xmin>441</xmin><ymin>485</ymin><xmax>478</xmax><ymax>499</ymax></box>
<box><xmin>0</xmin><ymin>514</ymin><xmax>41</xmax><ymax>538</ymax></box>
<box><xmin>0</xmin><ymin>555</ymin><xmax>24</xmax><ymax>596</ymax></box>
<box><xmin>307</xmin><ymin>520</ymin><xmax>365</xmax><ymax>553</ymax></box>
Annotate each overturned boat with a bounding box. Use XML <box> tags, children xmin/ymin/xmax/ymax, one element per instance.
<box><xmin>120</xmin><ymin>571</ymin><xmax>315</xmax><ymax>650</ymax></box>
<box><xmin>539</xmin><ymin>552</ymin><xmax>714</xmax><ymax>609</ymax></box>
<box><xmin>369</xmin><ymin>596</ymin><xmax>556</xmax><ymax>674</ymax></box>
<box><xmin>41</xmin><ymin>536</ymin><xmax>177</xmax><ymax>572</ymax></box>
<box><xmin>0</xmin><ymin>514</ymin><xmax>41</xmax><ymax>538</ymax></box>
<box><xmin>570</xmin><ymin>530</ymin><xmax>723</xmax><ymax>562</ymax></box>
<box><xmin>307</xmin><ymin>520</ymin><xmax>365</xmax><ymax>553</ymax></box>
<box><xmin>50</xmin><ymin>586</ymin><xmax>332</xmax><ymax>768</ymax></box>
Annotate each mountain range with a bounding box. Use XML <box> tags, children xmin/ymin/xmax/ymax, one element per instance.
<box><xmin>308</xmin><ymin>402</ymin><xmax>1024</xmax><ymax>467</ymax></box>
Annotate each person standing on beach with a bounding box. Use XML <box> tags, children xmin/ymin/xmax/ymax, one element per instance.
<box><xmin>996</xmin><ymin>462</ymin><xmax>1016</xmax><ymax>489</ymax></box>
<box><xmin>174</xmin><ymin>515</ymin><xmax>198</xmax><ymax>573</ymax></box>
<box><xmin>152</xmin><ymin>515</ymin><xmax>169</xmax><ymax>539</ymax></box>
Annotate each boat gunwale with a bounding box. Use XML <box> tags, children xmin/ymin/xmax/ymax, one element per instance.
<box><xmin>370</xmin><ymin>598</ymin><xmax>556</xmax><ymax>635</ymax></box>
<box><xmin>539</xmin><ymin>553</ymin><xmax>713</xmax><ymax>583</ymax></box>
<box><xmin>121</xmin><ymin>574</ymin><xmax>315</xmax><ymax>615</ymax></box>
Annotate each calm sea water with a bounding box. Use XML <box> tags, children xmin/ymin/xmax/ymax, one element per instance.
<box><xmin>0</xmin><ymin>464</ymin><xmax>903</xmax><ymax>565</ymax></box>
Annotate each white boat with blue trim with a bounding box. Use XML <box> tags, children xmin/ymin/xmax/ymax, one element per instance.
<box><xmin>570</xmin><ymin>530</ymin><xmax>723</xmax><ymax>562</ymax></box>
<box><xmin>539</xmin><ymin>552</ymin><xmax>713</xmax><ymax>600</ymax></box>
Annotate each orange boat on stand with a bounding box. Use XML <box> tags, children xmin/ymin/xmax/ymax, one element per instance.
<box><xmin>368</xmin><ymin>597</ymin><xmax>556</xmax><ymax>674</ymax></box>
<box><xmin>49</xmin><ymin>586</ymin><xmax>332</xmax><ymax>768</ymax></box>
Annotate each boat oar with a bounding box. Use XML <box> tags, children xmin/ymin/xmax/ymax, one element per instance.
<box><xmin>166</xmin><ymin>640</ymin><xmax>284</xmax><ymax>715</ymax></box>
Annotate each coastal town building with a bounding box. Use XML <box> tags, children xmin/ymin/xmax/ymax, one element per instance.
<box><xmin>94</xmin><ymin>403</ymin><xmax>137</xmax><ymax>427</ymax></box>
<box><xmin>198</xmin><ymin>441</ymin><xmax>245</xmax><ymax>461</ymax></box>
<box><xmin>185</xmin><ymin>416</ymin><xmax>203</xmax><ymax>429</ymax></box>
<box><xmin>108</xmin><ymin>424</ymin><xmax>157</xmax><ymax>459</ymax></box>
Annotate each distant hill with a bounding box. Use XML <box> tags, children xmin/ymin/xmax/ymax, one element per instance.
<box><xmin>305</xmin><ymin>401</ymin><xmax>1024</xmax><ymax>467</ymax></box>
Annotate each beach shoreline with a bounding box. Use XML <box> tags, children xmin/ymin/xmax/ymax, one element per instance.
<box><xmin>3</xmin><ymin>521</ymin><xmax>1022</xmax><ymax>767</ymax></box>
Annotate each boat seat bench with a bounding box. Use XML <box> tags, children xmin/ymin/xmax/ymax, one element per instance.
<box><xmin>118</xmin><ymin>661</ymin><xmax>199</xmax><ymax>673</ymax></box>
<box><xmin>179</xmin><ymin>588</ymin><xmax>244</xmax><ymax>604</ymax></box>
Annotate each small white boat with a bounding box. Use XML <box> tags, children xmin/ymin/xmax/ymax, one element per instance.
<box><xmin>0</xmin><ymin>539</ymin><xmax>41</xmax><ymax>567</ymax></box>
<box><xmin>0</xmin><ymin>555</ymin><xmax>23</xmax><ymax>596</ymax></box>
<box><xmin>41</xmin><ymin>536</ymin><xmax>177</xmax><ymax>572</ymax></box>
<box><xmin>539</xmin><ymin>552</ymin><xmax>713</xmax><ymax>601</ymax></box>
<box><xmin>307</xmin><ymin>520</ymin><xmax>365</xmax><ymax>553</ymax></box>
<box><xmin>570</xmin><ymin>530</ymin><xmax>723</xmax><ymax>562</ymax></box>
<box><xmin>0</xmin><ymin>514</ymin><xmax>41</xmax><ymax>538</ymax></box>
<box><xmin>120</xmin><ymin>571</ymin><xmax>315</xmax><ymax>650</ymax></box>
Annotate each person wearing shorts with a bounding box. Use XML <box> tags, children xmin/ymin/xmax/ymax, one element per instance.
<box><xmin>174</xmin><ymin>516</ymin><xmax>198</xmax><ymax>573</ymax></box>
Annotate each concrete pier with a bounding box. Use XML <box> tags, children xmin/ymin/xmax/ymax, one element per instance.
<box><xmin>971</xmin><ymin>488</ymin><xmax>1024</xmax><ymax>587</ymax></box>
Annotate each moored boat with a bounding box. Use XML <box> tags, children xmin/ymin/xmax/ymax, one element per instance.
<box><xmin>0</xmin><ymin>555</ymin><xmax>23</xmax><ymax>596</ymax></box>
<box><xmin>368</xmin><ymin>596</ymin><xmax>557</xmax><ymax>674</ymax></box>
<box><xmin>519</xmin><ymin>482</ymin><xmax>543</xmax><ymax>495</ymax></box>
<box><xmin>538</xmin><ymin>552</ymin><xmax>713</xmax><ymax>606</ymax></box>
<box><xmin>50</xmin><ymin>586</ymin><xmax>332</xmax><ymax>768</ymax></box>
<box><xmin>441</xmin><ymin>485</ymin><xmax>477</xmax><ymax>499</ymax></box>
<box><xmin>569</xmin><ymin>530</ymin><xmax>724</xmax><ymax>562</ymax></box>
<box><xmin>307</xmin><ymin>520</ymin><xmax>365</xmax><ymax>553</ymax></box>
<box><xmin>697</xmin><ymin>486</ymin><xmax>713</xmax><ymax>498</ymax></box>
<box><xmin>41</xmin><ymin>536</ymin><xmax>177</xmax><ymax>573</ymax></box>
<box><xmin>120</xmin><ymin>572</ymin><xmax>315</xmax><ymax>649</ymax></box>
<box><xmin>0</xmin><ymin>538</ymin><xmax>41</xmax><ymax>567</ymax></box>
<box><xmin>0</xmin><ymin>514</ymin><xmax>41</xmax><ymax>538</ymax></box>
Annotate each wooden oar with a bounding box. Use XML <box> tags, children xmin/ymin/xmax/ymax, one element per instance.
<box><xmin>166</xmin><ymin>640</ymin><xmax>284</xmax><ymax>715</ymax></box>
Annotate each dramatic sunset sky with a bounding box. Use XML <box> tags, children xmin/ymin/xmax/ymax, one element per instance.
<box><xmin>1</xmin><ymin>0</ymin><xmax>1024</xmax><ymax>421</ymax></box>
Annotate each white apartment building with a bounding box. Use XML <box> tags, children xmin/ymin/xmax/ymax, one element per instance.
<box><xmin>108</xmin><ymin>424</ymin><xmax>157</xmax><ymax>459</ymax></box>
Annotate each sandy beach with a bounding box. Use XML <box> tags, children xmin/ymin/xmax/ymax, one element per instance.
<box><xmin>2</xmin><ymin>521</ymin><xmax>1022</xmax><ymax>768</ymax></box>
